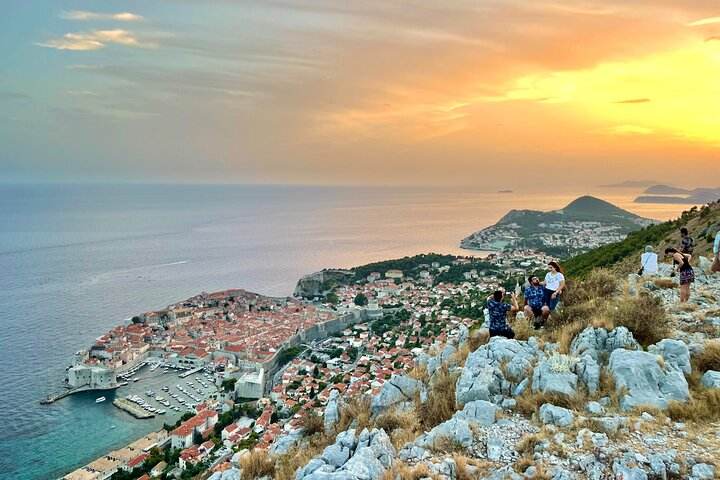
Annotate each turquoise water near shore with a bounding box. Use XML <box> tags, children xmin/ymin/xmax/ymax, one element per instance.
<box><xmin>0</xmin><ymin>184</ymin><xmax>688</xmax><ymax>479</ymax></box>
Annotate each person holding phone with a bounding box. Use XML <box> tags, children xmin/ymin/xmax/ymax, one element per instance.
<box><xmin>486</xmin><ymin>289</ymin><xmax>518</xmax><ymax>339</ymax></box>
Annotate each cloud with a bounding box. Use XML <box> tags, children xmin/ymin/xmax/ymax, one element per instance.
<box><xmin>61</xmin><ymin>11</ymin><xmax>144</xmax><ymax>22</ymax></box>
<box><xmin>686</xmin><ymin>17</ymin><xmax>720</xmax><ymax>26</ymax></box>
<box><xmin>37</xmin><ymin>30</ymin><xmax>150</xmax><ymax>51</ymax></box>
<box><xmin>614</xmin><ymin>98</ymin><xmax>651</xmax><ymax>103</ymax></box>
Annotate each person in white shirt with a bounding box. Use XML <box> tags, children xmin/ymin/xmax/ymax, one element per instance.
<box><xmin>542</xmin><ymin>261</ymin><xmax>565</xmax><ymax>311</ymax></box>
<box><xmin>639</xmin><ymin>245</ymin><xmax>658</xmax><ymax>275</ymax></box>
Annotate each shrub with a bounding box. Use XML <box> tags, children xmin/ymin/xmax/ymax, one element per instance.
<box><xmin>416</xmin><ymin>365</ymin><xmax>459</xmax><ymax>430</ymax></box>
<box><xmin>607</xmin><ymin>292</ymin><xmax>668</xmax><ymax>347</ymax></box>
<box><xmin>240</xmin><ymin>449</ymin><xmax>275</xmax><ymax>480</ymax></box>
<box><xmin>300</xmin><ymin>411</ymin><xmax>324</xmax><ymax>437</ymax></box>
<box><xmin>336</xmin><ymin>395</ymin><xmax>372</xmax><ymax>433</ymax></box>
<box><xmin>667</xmin><ymin>388</ymin><xmax>720</xmax><ymax>422</ymax></box>
<box><xmin>564</xmin><ymin>269</ymin><xmax>617</xmax><ymax>305</ymax></box>
<box><xmin>695</xmin><ymin>342</ymin><xmax>720</xmax><ymax>373</ymax></box>
<box><xmin>512</xmin><ymin>315</ymin><xmax>536</xmax><ymax>341</ymax></box>
<box><xmin>653</xmin><ymin>278</ymin><xmax>677</xmax><ymax>289</ymax></box>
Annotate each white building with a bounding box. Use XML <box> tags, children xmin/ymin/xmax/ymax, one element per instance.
<box><xmin>67</xmin><ymin>364</ymin><xmax>117</xmax><ymax>389</ymax></box>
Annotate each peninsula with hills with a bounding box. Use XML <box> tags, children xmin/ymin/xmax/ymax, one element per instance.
<box><xmin>460</xmin><ymin>196</ymin><xmax>655</xmax><ymax>257</ymax></box>
<box><xmin>634</xmin><ymin>185</ymin><xmax>720</xmax><ymax>205</ymax></box>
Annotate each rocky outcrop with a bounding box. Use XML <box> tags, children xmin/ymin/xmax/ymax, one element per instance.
<box><xmin>293</xmin><ymin>270</ymin><xmax>353</xmax><ymax>298</ymax></box>
<box><xmin>325</xmin><ymin>389</ymin><xmax>341</xmax><ymax>434</ymax></box>
<box><xmin>370</xmin><ymin>374</ymin><xmax>426</xmax><ymax>415</ymax></box>
<box><xmin>609</xmin><ymin>349</ymin><xmax>689</xmax><ymax>411</ymax></box>
<box><xmin>701</xmin><ymin>370</ymin><xmax>720</xmax><ymax>388</ymax></box>
<box><xmin>295</xmin><ymin>428</ymin><xmax>396</xmax><ymax>480</ymax></box>
<box><xmin>570</xmin><ymin>326</ymin><xmax>641</xmax><ymax>364</ymax></box>
<box><xmin>456</xmin><ymin>337</ymin><xmax>544</xmax><ymax>405</ymax></box>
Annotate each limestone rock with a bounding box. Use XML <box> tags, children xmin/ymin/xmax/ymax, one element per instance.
<box><xmin>648</xmin><ymin>339</ymin><xmax>691</xmax><ymax>375</ymax></box>
<box><xmin>609</xmin><ymin>349</ymin><xmax>689</xmax><ymax>411</ymax></box>
<box><xmin>456</xmin><ymin>399</ymin><xmax>498</xmax><ymax>427</ymax></box>
<box><xmin>325</xmin><ymin>389</ymin><xmax>340</xmax><ymax>434</ymax></box>
<box><xmin>532</xmin><ymin>354</ymin><xmax>578</xmax><ymax>396</ymax></box>
<box><xmin>700</xmin><ymin>370</ymin><xmax>720</xmax><ymax>388</ymax></box>
<box><xmin>570</xmin><ymin>327</ymin><xmax>640</xmax><ymax>364</ymax></box>
<box><xmin>539</xmin><ymin>403</ymin><xmax>575</xmax><ymax>428</ymax></box>
<box><xmin>371</xmin><ymin>374</ymin><xmax>426</xmax><ymax>415</ymax></box>
<box><xmin>691</xmin><ymin>463</ymin><xmax>715</xmax><ymax>480</ymax></box>
<box><xmin>414</xmin><ymin>417</ymin><xmax>474</xmax><ymax>450</ymax></box>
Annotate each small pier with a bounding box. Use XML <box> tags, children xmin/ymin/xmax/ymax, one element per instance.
<box><xmin>40</xmin><ymin>384</ymin><xmax>120</xmax><ymax>405</ymax></box>
<box><xmin>113</xmin><ymin>399</ymin><xmax>155</xmax><ymax>419</ymax></box>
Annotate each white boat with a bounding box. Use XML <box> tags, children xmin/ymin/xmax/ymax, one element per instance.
<box><xmin>95</xmin><ymin>397</ymin><xmax>106</xmax><ymax>403</ymax></box>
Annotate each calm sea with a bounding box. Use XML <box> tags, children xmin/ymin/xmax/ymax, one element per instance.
<box><xmin>0</xmin><ymin>184</ymin><xmax>689</xmax><ymax>479</ymax></box>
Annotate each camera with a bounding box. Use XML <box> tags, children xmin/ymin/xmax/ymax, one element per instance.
<box><xmin>504</xmin><ymin>291</ymin><xmax>514</xmax><ymax>298</ymax></box>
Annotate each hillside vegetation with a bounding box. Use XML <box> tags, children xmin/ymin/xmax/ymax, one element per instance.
<box><xmin>565</xmin><ymin>200</ymin><xmax>720</xmax><ymax>277</ymax></box>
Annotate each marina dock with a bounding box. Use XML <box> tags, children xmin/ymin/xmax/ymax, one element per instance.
<box><xmin>113</xmin><ymin>398</ymin><xmax>155</xmax><ymax>419</ymax></box>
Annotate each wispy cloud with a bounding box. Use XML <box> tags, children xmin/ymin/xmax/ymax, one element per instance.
<box><xmin>614</xmin><ymin>98</ymin><xmax>650</xmax><ymax>103</ymax></box>
<box><xmin>61</xmin><ymin>11</ymin><xmax>144</xmax><ymax>22</ymax></box>
<box><xmin>686</xmin><ymin>17</ymin><xmax>720</xmax><ymax>27</ymax></box>
<box><xmin>37</xmin><ymin>30</ymin><xmax>150</xmax><ymax>51</ymax></box>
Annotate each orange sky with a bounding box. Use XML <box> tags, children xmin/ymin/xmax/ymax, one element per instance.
<box><xmin>2</xmin><ymin>1</ymin><xmax>720</xmax><ymax>186</ymax></box>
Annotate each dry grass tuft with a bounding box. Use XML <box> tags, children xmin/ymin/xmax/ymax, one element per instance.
<box><xmin>432</xmin><ymin>435</ymin><xmax>468</xmax><ymax>454</ymax></box>
<box><xmin>695</xmin><ymin>342</ymin><xmax>720</xmax><ymax>373</ymax></box>
<box><xmin>240</xmin><ymin>449</ymin><xmax>276</xmax><ymax>480</ymax></box>
<box><xmin>383</xmin><ymin>461</ymin><xmax>440</xmax><ymax>480</ymax></box>
<box><xmin>373</xmin><ymin>410</ymin><xmax>421</xmax><ymax>450</ymax></box>
<box><xmin>466</xmin><ymin>329</ymin><xmax>489</xmax><ymax>353</ymax></box>
<box><xmin>336</xmin><ymin>395</ymin><xmax>372</xmax><ymax>433</ymax></box>
<box><xmin>551</xmin><ymin>320</ymin><xmax>588</xmax><ymax>354</ymax></box>
<box><xmin>300</xmin><ymin>411</ymin><xmax>324</xmax><ymax>437</ymax></box>
<box><xmin>514</xmin><ymin>382</ymin><xmax>589</xmax><ymax>417</ymax></box>
<box><xmin>653</xmin><ymin>278</ymin><xmax>677</xmax><ymax>289</ymax></box>
<box><xmin>406</xmin><ymin>364</ymin><xmax>430</xmax><ymax>383</ymax></box>
<box><xmin>512</xmin><ymin>315</ymin><xmax>536</xmax><ymax>341</ymax></box>
<box><xmin>416</xmin><ymin>365</ymin><xmax>459</xmax><ymax>430</ymax></box>
<box><xmin>667</xmin><ymin>387</ymin><xmax>720</xmax><ymax>422</ymax></box>
<box><xmin>566</xmin><ymin>269</ymin><xmax>617</xmax><ymax>304</ymax></box>
<box><xmin>606</xmin><ymin>292</ymin><xmax>669</xmax><ymax>347</ymax></box>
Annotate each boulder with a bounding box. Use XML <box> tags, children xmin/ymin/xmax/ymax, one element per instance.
<box><xmin>414</xmin><ymin>417</ymin><xmax>474</xmax><ymax>450</ymax></box>
<box><xmin>486</xmin><ymin>437</ymin><xmax>504</xmax><ymax>461</ymax></box>
<box><xmin>697</xmin><ymin>256</ymin><xmax>714</xmax><ymax>275</ymax></box>
<box><xmin>325</xmin><ymin>389</ymin><xmax>340</xmax><ymax>434</ymax></box>
<box><xmin>532</xmin><ymin>354</ymin><xmax>578</xmax><ymax>396</ymax></box>
<box><xmin>570</xmin><ymin>327</ymin><xmax>641</xmax><ymax>364</ymax></box>
<box><xmin>270</xmin><ymin>429</ymin><xmax>303</xmax><ymax>455</ymax></box>
<box><xmin>575</xmin><ymin>355</ymin><xmax>600</xmax><ymax>394</ymax></box>
<box><xmin>398</xmin><ymin>444</ymin><xmax>430</xmax><ymax>461</ymax></box>
<box><xmin>456</xmin><ymin>400</ymin><xmax>498</xmax><ymax>427</ymax></box>
<box><xmin>321</xmin><ymin>444</ymin><xmax>351</xmax><ymax>468</ymax></box>
<box><xmin>340</xmin><ymin>448</ymin><xmax>385</xmax><ymax>480</ymax></box>
<box><xmin>371</xmin><ymin>375</ymin><xmax>426</xmax><ymax>415</ymax></box>
<box><xmin>648</xmin><ymin>339</ymin><xmax>691</xmax><ymax>375</ymax></box>
<box><xmin>585</xmin><ymin>401</ymin><xmax>605</xmax><ymax>415</ymax></box>
<box><xmin>700</xmin><ymin>370</ymin><xmax>720</xmax><ymax>389</ymax></box>
<box><xmin>539</xmin><ymin>404</ymin><xmax>575</xmax><ymax>428</ymax></box>
<box><xmin>609</xmin><ymin>349</ymin><xmax>689</xmax><ymax>411</ymax></box>
<box><xmin>691</xmin><ymin>463</ymin><xmax>715</xmax><ymax>480</ymax></box>
<box><xmin>456</xmin><ymin>337</ymin><xmax>542</xmax><ymax>404</ymax></box>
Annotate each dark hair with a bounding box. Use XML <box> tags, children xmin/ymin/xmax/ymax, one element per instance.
<box><xmin>665</xmin><ymin>248</ymin><xmax>678</xmax><ymax>255</ymax></box>
<box><xmin>548</xmin><ymin>261</ymin><xmax>563</xmax><ymax>274</ymax></box>
<box><xmin>680</xmin><ymin>227</ymin><xmax>688</xmax><ymax>235</ymax></box>
<box><xmin>493</xmin><ymin>290</ymin><xmax>504</xmax><ymax>301</ymax></box>
<box><xmin>527</xmin><ymin>275</ymin><xmax>537</xmax><ymax>284</ymax></box>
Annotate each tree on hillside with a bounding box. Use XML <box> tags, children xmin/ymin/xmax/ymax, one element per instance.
<box><xmin>353</xmin><ymin>293</ymin><xmax>368</xmax><ymax>306</ymax></box>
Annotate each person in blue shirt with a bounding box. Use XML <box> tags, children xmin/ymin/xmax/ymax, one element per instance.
<box><xmin>486</xmin><ymin>290</ymin><xmax>518</xmax><ymax>339</ymax></box>
<box><xmin>523</xmin><ymin>275</ymin><xmax>547</xmax><ymax>328</ymax></box>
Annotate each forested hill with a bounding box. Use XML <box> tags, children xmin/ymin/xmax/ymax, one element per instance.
<box><xmin>564</xmin><ymin>200</ymin><xmax>720</xmax><ymax>277</ymax></box>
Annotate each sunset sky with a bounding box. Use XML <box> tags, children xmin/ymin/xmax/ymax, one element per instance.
<box><xmin>1</xmin><ymin>1</ymin><xmax>719</xmax><ymax>186</ymax></box>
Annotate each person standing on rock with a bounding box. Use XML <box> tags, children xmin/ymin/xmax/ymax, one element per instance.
<box><xmin>713</xmin><ymin>229</ymin><xmax>720</xmax><ymax>274</ymax></box>
<box><xmin>665</xmin><ymin>248</ymin><xmax>694</xmax><ymax>302</ymax></box>
<box><xmin>542</xmin><ymin>261</ymin><xmax>565</xmax><ymax>312</ymax></box>
<box><xmin>486</xmin><ymin>290</ymin><xmax>518</xmax><ymax>339</ymax></box>
<box><xmin>679</xmin><ymin>227</ymin><xmax>695</xmax><ymax>255</ymax></box>
<box><xmin>523</xmin><ymin>275</ymin><xmax>548</xmax><ymax>328</ymax></box>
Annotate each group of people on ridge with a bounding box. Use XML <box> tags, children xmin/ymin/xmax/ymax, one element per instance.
<box><xmin>485</xmin><ymin>261</ymin><xmax>565</xmax><ymax>339</ymax></box>
<box><xmin>485</xmin><ymin>226</ymin><xmax>720</xmax><ymax>338</ymax></box>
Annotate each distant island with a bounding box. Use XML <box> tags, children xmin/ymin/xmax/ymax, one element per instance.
<box><xmin>497</xmin><ymin>189</ymin><xmax>513</xmax><ymax>194</ymax></box>
<box><xmin>599</xmin><ymin>180</ymin><xmax>657</xmax><ymax>188</ymax></box>
<box><xmin>634</xmin><ymin>185</ymin><xmax>720</xmax><ymax>204</ymax></box>
<box><xmin>460</xmin><ymin>195</ymin><xmax>655</xmax><ymax>256</ymax></box>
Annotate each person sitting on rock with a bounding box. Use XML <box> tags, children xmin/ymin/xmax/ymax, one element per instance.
<box><xmin>486</xmin><ymin>289</ymin><xmax>518</xmax><ymax>339</ymax></box>
<box><xmin>713</xmin><ymin>229</ymin><xmax>720</xmax><ymax>274</ymax></box>
<box><xmin>523</xmin><ymin>275</ymin><xmax>548</xmax><ymax>328</ymax></box>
